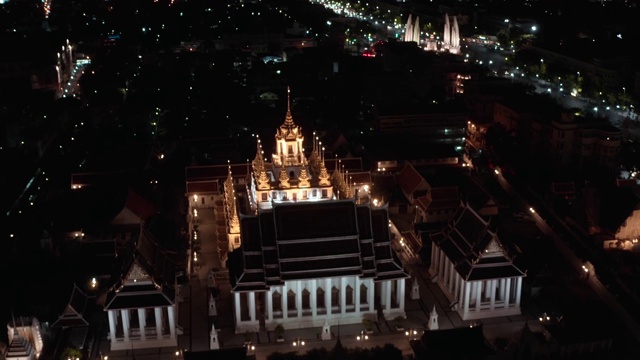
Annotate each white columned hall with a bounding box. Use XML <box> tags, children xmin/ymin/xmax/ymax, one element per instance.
<box><xmin>429</xmin><ymin>203</ymin><xmax>525</xmax><ymax>321</ymax></box>
<box><xmin>233</xmin><ymin>275</ymin><xmax>406</xmax><ymax>333</ymax></box>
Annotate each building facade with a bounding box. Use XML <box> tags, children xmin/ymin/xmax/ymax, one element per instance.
<box><xmin>429</xmin><ymin>203</ymin><xmax>525</xmax><ymax>320</ymax></box>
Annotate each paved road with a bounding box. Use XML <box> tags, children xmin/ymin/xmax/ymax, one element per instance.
<box><xmin>493</xmin><ymin>168</ymin><xmax>640</xmax><ymax>346</ymax></box>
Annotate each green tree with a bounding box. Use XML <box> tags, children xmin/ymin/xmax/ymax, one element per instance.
<box><xmin>60</xmin><ymin>347</ymin><xmax>83</xmax><ymax>360</ymax></box>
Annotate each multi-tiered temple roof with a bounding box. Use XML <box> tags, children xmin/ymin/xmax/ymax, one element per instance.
<box><xmin>431</xmin><ymin>203</ymin><xmax>524</xmax><ymax>281</ymax></box>
<box><xmin>232</xmin><ymin>199</ymin><xmax>407</xmax><ymax>292</ymax></box>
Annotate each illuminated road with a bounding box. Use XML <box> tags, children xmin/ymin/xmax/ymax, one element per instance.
<box><xmin>493</xmin><ymin>168</ymin><xmax>640</xmax><ymax>345</ymax></box>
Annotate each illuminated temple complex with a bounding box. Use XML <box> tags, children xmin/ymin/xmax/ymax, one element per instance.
<box><xmin>224</xmin><ymin>88</ymin><xmax>409</xmax><ymax>332</ymax></box>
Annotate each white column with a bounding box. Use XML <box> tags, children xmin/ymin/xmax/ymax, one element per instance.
<box><xmin>442</xmin><ymin>258</ymin><xmax>449</xmax><ymax>286</ymax></box>
<box><xmin>168</xmin><ymin>306</ymin><xmax>176</xmax><ymax>339</ymax></box>
<box><xmin>325</xmin><ymin>279</ymin><xmax>332</xmax><ymax>317</ymax></box>
<box><xmin>454</xmin><ymin>274</ymin><xmax>460</xmax><ymax>300</ymax></box>
<box><xmin>475</xmin><ymin>281</ymin><xmax>482</xmax><ymax>312</ymax></box>
<box><xmin>470</xmin><ymin>282</ymin><xmax>477</xmax><ymax>305</ymax></box>
<box><xmin>234</xmin><ymin>292</ymin><xmax>242</xmax><ymax>325</ymax></box>
<box><xmin>504</xmin><ymin>278</ymin><xmax>511</xmax><ymax>309</ymax></box>
<box><xmin>297</xmin><ymin>281</ymin><xmax>303</xmax><ymax>318</ymax></box>
<box><xmin>499</xmin><ymin>279</ymin><xmax>506</xmax><ymax>301</ymax></box>
<box><xmin>430</xmin><ymin>243</ymin><xmax>437</xmax><ymax>274</ymax></box>
<box><xmin>484</xmin><ymin>280</ymin><xmax>491</xmax><ymax>299</ymax></box>
<box><xmin>489</xmin><ymin>280</ymin><xmax>496</xmax><ymax>310</ymax></box>
<box><xmin>447</xmin><ymin>262</ymin><xmax>458</xmax><ymax>292</ymax></box>
<box><xmin>266</xmin><ymin>288</ymin><xmax>273</xmax><ymax>321</ymax></box>
<box><xmin>249</xmin><ymin>292</ymin><xmax>256</xmax><ymax>322</ymax></box>
<box><xmin>340</xmin><ymin>277</ymin><xmax>346</xmax><ymax>315</ymax></box>
<box><xmin>121</xmin><ymin>309</ymin><xmax>130</xmax><ymax>342</ymax></box>
<box><xmin>515</xmin><ymin>277</ymin><xmax>522</xmax><ymax>307</ymax></box>
<box><xmin>397</xmin><ymin>279</ymin><xmax>405</xmax><ymax>310</ymax></box>
<box><xmin>137</xmin><ymin>309</ymin><xmax>146</xmax><ymax>341</ymax></box>
<box><xmin>282</xmin><ymin>284</ymin><xmax>289</xmax><ymax>320</ymax></box>
<box><xmin>367</xmin><ymin>279</ymin><xmax>374</xmax><ymax>312</ymax></box>
<box><xmin>355</xmin><ymin>279</ymin><xmax>361</xmax><ymax>314</ymax></box>
<box><xmin>385</xmin><ymin>281</ymin><xmax>392</xmax><ymax>312</ymax></box>
<box><xmin>463</xmin><ymin>282</ymin><xmax>470</xmax><ymax>314</ymax></box>
<box><xmin>108</xmin><ymin>310</ymin><xmax>117</xmax><ymax>343</ymax></box>
<box><xmin>154</xmin><ymin>307</ymin><xmax>163</xmax><ymax>339</ymax></box>
<box><xmin>311</xmin><ymin>280</ymin><xmax>317</xmax><ymax>318</ymax></box>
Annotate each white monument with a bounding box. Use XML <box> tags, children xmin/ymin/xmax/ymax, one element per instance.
<box><xmin>209</xmin><ymin>293</ymin><xmax>217</xmax><ymax>316</ymax></box>
<box><xmin>428</xmin><ymin>305</ymin><xmax>439</xmax><ymax>330</ymax></box>
<box><xmin>210</xmin><ymin>323</ymin><xmax>219</xmax><ymax>350</ymax></box>
<box><xmin>411</xmin><ymin>277</ymin><xmax>420</xmax><ymax>300</ymax></box>
<box><xmin>321</xmin><ymin>318</ymin><xmax>331</xmax><ymax>340</ymax></box>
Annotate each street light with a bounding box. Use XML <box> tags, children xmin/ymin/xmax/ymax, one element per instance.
<box><xmin>356</xmin><ymin>330</ymin><xmax>369</xmax><ymax>341</ymax></box>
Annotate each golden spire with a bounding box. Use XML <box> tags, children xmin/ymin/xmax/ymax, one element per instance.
<box><xmin>318</xmin><ymin>160</ymin><xmax>331</xmax><ymax>186</ymax></box>
<box><xmin>278</xmin><ymin>164</ymin><xmax>290</xmax><ymax>188</ymax></box>
<box><xmin>252</xmin><ymin>136</ymin><xmax>263</xmax><ymax>172</ymax></box>
<box><xmin>229</xmin><ymin>195</ymin><xmax>240</xmax><ymax>234</ymax></box>
<box><xmin>284</xmin><ymin>86</ymin><xmax>294</xmax><ymax>126</ymax></box>
<box><xmin>224</xmin><ymin>160</ymin><xmax>233</xmax><ymax>197</ymax></box>
<box><xmin>298</xmin><ymin>160</ymin><xmax>310</xmax><ymax>188</ymax></box>
<box><xmin>257</xmin><ymin>165</ymin><xmax>270</xmax><ymax>190</ymax></box>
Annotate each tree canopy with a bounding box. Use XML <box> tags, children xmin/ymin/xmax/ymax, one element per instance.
<box><xmin>267</xmin><ymin>343</ymin><xmax>403</xmax><ymax>360</ymax></box>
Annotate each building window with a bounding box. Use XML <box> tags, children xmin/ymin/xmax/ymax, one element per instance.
<box><xmin>312</xmin><ymin>189</ymin><xmax>317</xmax><ymax>198</ymax></box>
<box><xmin>261</xmin><ymin>193</ymin><xmax>268</xmax><ymax>201</ymax></box>
<box><xmin>322</xmin><ymin>189</ymin><xmax>328</xmax><ymax>198</ymax></box>
<box><xmin>201</xmin><ymin>197</ymin><xmax>205</xmax><ymax>205</ymax></box>
<box><xmin>302</xmin><ymin>289</ymin><xmax>311</xmax><ymax>309</ymax></box>
<box><xmin>346</xmin><ymin>285</ymin><xmax>353</xmax><ymax>306</ymax></box>
<box><xmin>360</xmin><ymin>284</ymin><xmax>368</xmax><ymax>304</ymax></box>
<box><xmin>272</xmin><ymin>191</ymin><xmax>277</xmax><ymax>200</ymax></box>
<box><xmin>317</xmin><ymin>288</ymin><xmax>325</xmax><ymax>308</ymax></box>
<box><xmin>273</xmin><ymin>291</ymin><xmax>282</xmax><ymax>312</ymax></box>
<box><xmin>287</xmin><ymin>290</ymin><xmax>296</xmax><ymax>311</ymax></box>
<box><xmin>331</xmin><ymin>286</ymin><xmax>339</xmax><ymax>307</ymax></box>
<box><xmin>302</xmin><ymin>190</ymin><xmax>308</xmax><ymax>199</ymax></box>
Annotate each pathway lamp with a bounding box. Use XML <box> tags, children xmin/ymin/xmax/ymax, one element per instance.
<box><xmin>357</xmin><ymin>330</ymin><xmax>369</xmax><ymax>341</ymax></box>
<box><xmin>292</xmin><ymin>338</ymin><xmax>305</xmax><ymax>347</ymax></box>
